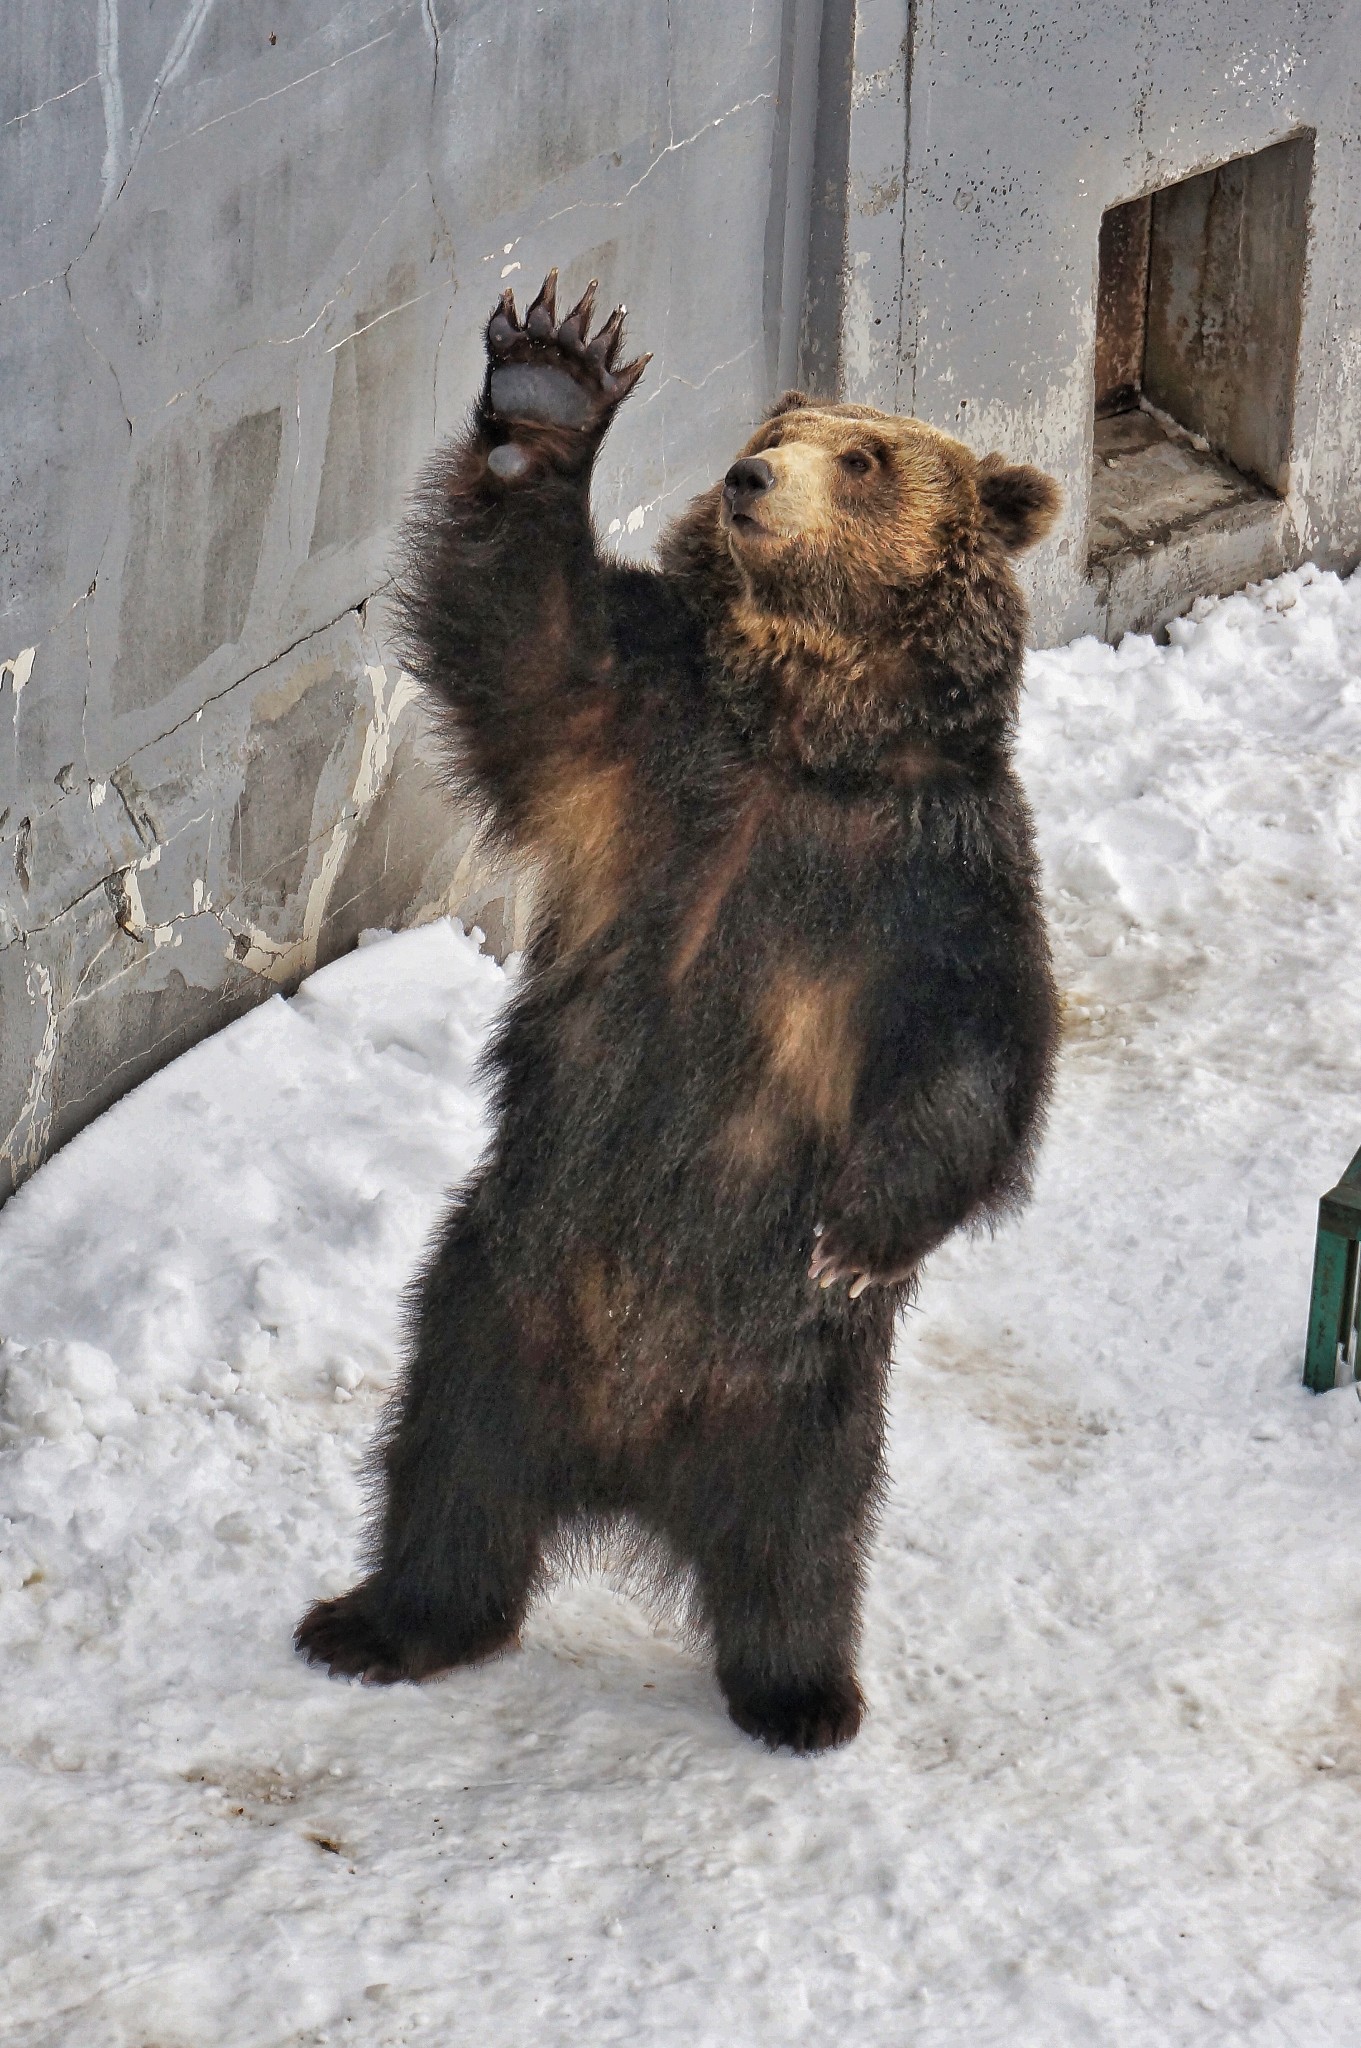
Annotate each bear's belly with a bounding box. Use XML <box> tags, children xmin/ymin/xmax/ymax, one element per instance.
<box><xmin>487</xmin><ymin>876</ymin><xmax>873</xmax><ymax>1318</ymax></box>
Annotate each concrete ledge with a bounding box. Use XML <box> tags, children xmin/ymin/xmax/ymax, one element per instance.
<box><xmin>1088</xmin><ymin>496</ymin><xmax>1298</xmax><ymax>642</ymax></box>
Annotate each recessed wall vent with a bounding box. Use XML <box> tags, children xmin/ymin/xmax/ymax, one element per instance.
<box><xmin>1089</xmin><ymin>134</ymin><xmax>1313</xmax><ymax>569</ymax></box>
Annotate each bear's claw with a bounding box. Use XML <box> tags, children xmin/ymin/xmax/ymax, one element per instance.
<box><xmin>524</xmin><ymin>268</ymin><xmax>557</xmax><ymax>339</ymax></box>
<box><xmin>808</xmin><ymin>1226</ymin><xmax>917</xmax><ymax>1298</ymax></box>
<box><xmin>557</xmin><ymin>279</ymin><xmax>597</xmax><ymax>353</ymax></box>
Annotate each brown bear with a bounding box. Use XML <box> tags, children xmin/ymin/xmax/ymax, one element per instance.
<box><xmin>295</xmin><ymin>271</ymin><xmax>1061</xmax><ymax>1753</ymax></box>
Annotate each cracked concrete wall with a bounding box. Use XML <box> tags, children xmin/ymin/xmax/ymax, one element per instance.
<box><xmin>813</xmin><ymin>0</ymin><xmax>1361</xmax><ymax>643</ymax></box>
<box><xmin>2</xmin><ymin>0</ymin><xmax>811</xmax><ymax>1199</ymax></box>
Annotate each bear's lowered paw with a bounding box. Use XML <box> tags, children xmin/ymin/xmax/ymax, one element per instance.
<box><xmin>808</xmin><ymin>1219</ymin><xmax>919</xmax><ymax>1299</ymax></box>
<box><xmin>722</xmin><ymin>1672</ymin><xmax>865</xmax><ymax>1755</ymax></box>
<box><xmin>485</xmin><ymin>269</ymin><xmax>650</xmax><ymax>436</ymax></box>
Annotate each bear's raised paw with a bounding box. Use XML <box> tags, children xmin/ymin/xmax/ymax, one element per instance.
<box><xmin>485</xmin><ymin>269</ymin><xmax>650</xmax><ymax>435</ymax></box>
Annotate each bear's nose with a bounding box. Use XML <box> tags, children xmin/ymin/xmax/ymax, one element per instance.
<box><xmin>723</xmin><ymin>457</ymin><xmax>776</xmax><ymax>516</ymax></box>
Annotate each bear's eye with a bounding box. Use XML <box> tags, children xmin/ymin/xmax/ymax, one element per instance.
<box><xmin>839</xmin><ymin>449</ymin><xmax>874</xmax><ymax>477</ymax></box>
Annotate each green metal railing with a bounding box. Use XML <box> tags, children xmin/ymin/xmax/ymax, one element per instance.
<box><xmin>1303</xmin><ymin>1145</ymin><xmax>1361</xmax><ymax>1393</ymax></box>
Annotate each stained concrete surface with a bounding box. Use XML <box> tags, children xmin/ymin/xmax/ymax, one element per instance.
<box><xmin>1086</xmin><ymin>409</ymin><xmax>1289</xmax><ymax>640</ymax></box>
<box><xmin>1143</xmin><ymin>133</ymin><xmax>1313</xmax><ymax>498</ymax></box>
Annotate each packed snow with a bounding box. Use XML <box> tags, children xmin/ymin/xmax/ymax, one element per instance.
<box><xmin>3</xmin><ymin>565</ymin><xmax>1361</xmax><ymax>2047</ymax></box>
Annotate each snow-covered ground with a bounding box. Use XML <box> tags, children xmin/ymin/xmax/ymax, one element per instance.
<box><xmin>3</xmin><ymin>565</ymin><xmax>1361</xmax><ymax>2047</ymax></box>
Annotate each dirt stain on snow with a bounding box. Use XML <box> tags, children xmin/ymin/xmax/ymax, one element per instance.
<box><xmin>910</xmin><ymin>1327</ymin><xmax>1112</xmax><ymax>1468</ymax></box>
<box><xmin>185</xmin><ymin>1762</ymin><xmax>320</xmax><ymax>1819</ymax></box>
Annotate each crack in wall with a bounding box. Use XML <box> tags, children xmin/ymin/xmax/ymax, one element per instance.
<box><xmin>87</xmin><ymin>0</ymin><xmax>222</xmax><ymax>264</ymax></box>
<box><xmin>130</xmin><ymin>173</ymin><xmax>434</xmax><ymax>443</ymax></box>
<box><xmin>120</xmin><ymin>597</ymin><xmax>388</xmax><ymax>763</ymax></box>
<box><xmin>228</xmin><ymin>660</ymin><xmax>421</xmax><ymax>986</ymax></box>
<box><xmin>257</xmin><ymin>180</ymin><xmax>427</xmax><ymax>357</ymax></box>
<box><xmin>0</xmin><ymin>635</ymin><xmax>430</xmax><ymax>1189</ymax></box>
<box><xmin>421</xmin><ymin>0</ymin><xmax>442</xmax><ymax>102</ymax></box>
<box><xmin>152</xmin><ymin>28</ymin><xmax>399</xmax><ymax>160</ymax></box>
<box><xmin>536</xmin><ymin>93</ymin><xmax>777</xmax><ymax>235</ymax></box>
<box><xmin>0</xmin><ymin>961</ymin><xmax>58</xmax><ymax>1185</ymax></box>
<box><xmin>896</xmin><ymin>3</ymin><xmax>916</xmax><ymax>411</ymax></box>
<box><xmin>6</xmin><ymin>72</ymin><xmax>101</xmax><ymax>129</ymax></box>
<box><xmin>40</xmin><ymin>952</ymin><xmax>251</xmax><ymax>1130</ymax></box>
<box><xmin>3</xmin><ymin>592</ymin><xmax>383</xmax><ymax>860</ymax></box>
<box><xmin>637</xmin><ymin>338</ymin><xmax>761</xmax><ymax>409</ymax></box>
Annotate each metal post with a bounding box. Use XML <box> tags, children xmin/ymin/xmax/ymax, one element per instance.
<box><xmin>1303</xmin><ymin>1147</ymin><xmax>1361</xmax><ymax>1393</ymax></box>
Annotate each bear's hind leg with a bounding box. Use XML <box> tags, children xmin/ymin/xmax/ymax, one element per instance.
<box><xmin>702</xmin><ymin>1512</ymin><xmax>869</xmax><ymax>1756</ymax></box>
<box><xmin>674</xmin><ymin>1353</ymin><xmax>886</xmax><ymax>1754</ymax></box>
<box><xmin>296</xmin><ymin>1217</ymin><xmax>552</xmax><ymax>1685</ymax></box>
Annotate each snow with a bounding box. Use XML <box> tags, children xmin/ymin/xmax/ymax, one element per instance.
<box><xmin>3</xmin><ymin>564</ymin><xmax>1361</xmax><ymax>2047</ymax></box>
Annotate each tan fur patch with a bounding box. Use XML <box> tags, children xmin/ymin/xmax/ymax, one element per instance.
<box><xmin>527</xmin><ymin>755</ymin><xmax>631</xmax><ymax>949</ymax></box>
<box><xmin>669</xmin><ymin>784</ymin><xmax>775</xmax><ymax>986</ymax></box>
<box><xmin>714</xmin><ymin>967</ymin><xmax>863</xmax><ymax>1183</ymax></box>
<box><xmin>759</xmin><ymin>966</ymin><xmax>863</xmax><ymax>1138</ymax></box>
<box><xmin>569</xmin><ymin>1257</ymin><xmax>692</xmax><ymax>1452</ymax></box>
<box><xmin>888</xmin><ymin>740</ymin><xmax>946</xmax><ymax>784</ymax></box>
<box><xmin>573</xmin><ymin>1255</ymin><xmax>618</xmax><ymax>1358</ymax></box>
<box><xmin>725</xmin><ymin>595</ymin><xmax>867</xmax><ymax>676</ymax></box>
<box><xmin>569</xmin><ymin>1255</ymin><xmax>623</xmax><ymax>1444</ymax></box>
<box><xmin>713</xmin><ymin>1099</ymin><xmax>785</xmax><ymax>1178</ymax></box>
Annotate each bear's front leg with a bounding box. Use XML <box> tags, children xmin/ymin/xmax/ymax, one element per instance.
<box><xmin>394</xmin><ymin>269</ymin><xmax>651</xmax><ymax>853</ymax></box>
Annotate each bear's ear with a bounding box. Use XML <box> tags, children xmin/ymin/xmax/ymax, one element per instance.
<box><xmin>764</xmin><ymin>389</ymin><xmax>812</xmax><ymax>420</ymax></box>
<box><xmin>976</xmin><ymin>455</ymin><xmax>1062</xmax><ymax>553</ymax></box>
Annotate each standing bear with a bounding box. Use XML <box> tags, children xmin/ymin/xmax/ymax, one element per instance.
<box><xmin>297</xmin><ymin>272</ymin><xmax>1061</xmax><ymax>1752</ymax></box>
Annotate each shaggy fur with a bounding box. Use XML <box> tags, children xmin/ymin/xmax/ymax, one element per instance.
<box><xmin>296</xmin><ymin>273</ymin><xmax>1061</xmax><ymax>1753</ymax></box>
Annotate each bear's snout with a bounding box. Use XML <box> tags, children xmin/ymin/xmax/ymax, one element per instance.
<box><xmin>723</xmin><ymin>457</ymin><xmax>776</xmax><ymax>522</ymax></box>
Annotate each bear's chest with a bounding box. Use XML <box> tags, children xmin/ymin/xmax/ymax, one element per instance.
<box><xmin>665</xmin><ymin>779</ymin><xmax>902</xmax><ymax>993</ymax></box>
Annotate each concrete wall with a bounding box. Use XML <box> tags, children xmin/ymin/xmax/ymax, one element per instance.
<box><xmin>5</xmin><ymin>0</ymin><xmax>1360</xmax><ymax>1195</ymax></box>
<box><xmin>2</xmin><ymin>0</ymin><xmax>809</xmax><ymax>1196</ymax></box>
<box><xmin>817</xmin><ymin>0</ymin><xmax>1361</xmax><ymax>642</ymax></box>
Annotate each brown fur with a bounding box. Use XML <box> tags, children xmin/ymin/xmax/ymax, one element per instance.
<box><xmin>660</xmin><ymin>395</ymin><xmax>1060</xmax><ymax>779</ymax></box>
<box><xmin>569</xmin><ymin>1254</ymin><xmax>698</xmax><ymax>1453</ymax></box>
<box><xmin>734</xmin><ymin>405</ymin><xmax>966</xmax><ymax>588</ymax></box>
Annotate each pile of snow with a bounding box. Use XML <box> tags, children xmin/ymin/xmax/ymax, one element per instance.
<box><xmin>2</xmin><ymin>566</ymin><xmax>1360</xmax><ymax>2047</ymax></box>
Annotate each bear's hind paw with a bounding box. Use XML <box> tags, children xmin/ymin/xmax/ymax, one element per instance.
<box><xmin>295</xmin><ymin>1586</ymin><xmax>521</xmax><ymax>1684</ymax></box>
<box><xmin>294</xmin><ymin>1589</ymin><xmax>415</xmax><ymax>1683</ymax></box>
<box><xmin>722</xmin><ymin>1674</ymin><xmax>865</xmax><ymax>1755</ymax></box>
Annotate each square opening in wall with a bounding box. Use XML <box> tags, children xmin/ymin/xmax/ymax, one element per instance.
<box><xmin>1089</xmin><ymin>133</ymin><xmax>1313</xmax><ymax>571</ymax></box>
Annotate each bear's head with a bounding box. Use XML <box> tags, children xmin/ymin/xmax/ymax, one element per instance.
<box><xmin>659</xmin><ymin>393</ymin><xmax>1061</xmax><ymax>770</ymax></box>
<box><xmin>718</xmin><ymin>392</ymin><xmax>1058</xmax><ymax>617</ymax></box>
